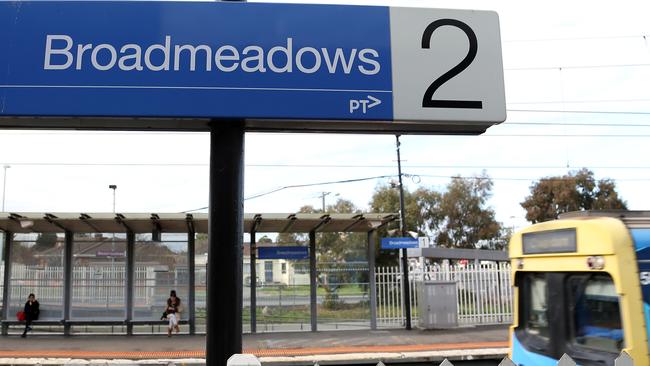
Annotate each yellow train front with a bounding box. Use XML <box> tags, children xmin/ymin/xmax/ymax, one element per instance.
<box><xmin>509</xmin><ymin>211</ymin><xmax>650</xmax><ymax>365</ymax></box>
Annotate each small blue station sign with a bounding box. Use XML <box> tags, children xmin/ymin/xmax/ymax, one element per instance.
<box><xmin>381</xmin><ymin>237</ymin><xmax>419</xmax><ymax>250</ymax></box>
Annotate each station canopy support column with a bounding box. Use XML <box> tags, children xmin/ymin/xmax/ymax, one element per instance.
<box><xmin>125</xmin><ymin>228</ymin><xmax>135</xmax><ymax>335</ymax></box>
<box><xmin>1</xmin><ymin>231</ymin><xmax>12</xmax><ymax>336</ymax></box>
<box><xmin>309</xmin><ymin>230</ymin><xmax>317</xmax><ymax>332</ymax></box>
<box><xmin>63</xmin><ymin>230</ymin><xmax>73</xmax><ymax>336</ymax></box>
<box><xmin>367</xmin><ymin>229</ymin><xmax>378</xmax><ymax>330</ymax></box>
<box><xmin>249</xmin><ymin>215</ymin><xmax>261</xmax><ymax>334</ymax></box>
<box><xmin>186</xmin><ymin>216</ymin><xmax>196</xmax><ymax>335</ymax></box>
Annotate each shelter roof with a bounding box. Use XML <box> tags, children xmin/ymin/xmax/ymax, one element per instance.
<box><xmin>0</xmin><ymin>212</ymin><xmax>398</xmax><ymax>234</ymax></box>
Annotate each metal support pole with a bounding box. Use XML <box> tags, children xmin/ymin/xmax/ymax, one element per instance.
<box><xmin>1</xmin><ymin>165</ymin><xmax>9</xmax><ymax>212</ymax></box>
<box><xmin>207</xmin><ymin>120</ymin><xmax>244</xmax><ymax>366</ymax></box>
<box><xmin>63</xmin><ymin>230</ymin><xmax>73</xmax><ymax>335</ymax></box>
<box><xmin>395</xmin><ymin>135</ymin><xmax>412</xmax><ymax>330</ymax></box>
<box><xmin>126</xmin><ymin>230</ymin><xmax>135</xmax><ymax>335</ymax></box>
<box><xmin>152</xmin><ymin>227</ymin><xmax>161</xmax><ymax>242</ymax></box>
<box><xmin>187</xmin><ymin>229</ymin><xmax>196</xmax><ymax>335</ymax></box>
<box><xmin>250</xmin><ymin>230</ymin><xmax>257</xmax><ymax>333</ymax></box>
<box><xmin>309</xmin><ymin>230</ymin><xmax>317</xmax><ymax>332</ymax></box>
<box><xmin>367</xmin><ymin>230</ymin><xmax>378</xmax><ymax>330</ymax></box>
<box><xmin>1</xmin><ymin>231</ymin><xmax>12</xmax><ymax>335</ymax></box>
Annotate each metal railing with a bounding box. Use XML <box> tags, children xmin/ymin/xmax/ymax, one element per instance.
<box><xmin>376</xmin><ymin>262</ymin><xmax>513</xmax><ymax>327</ymax></box>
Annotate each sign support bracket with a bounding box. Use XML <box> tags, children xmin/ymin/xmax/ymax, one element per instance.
<box><xmin>207</xmin><ymin>120</ymin><xmax>245</xmax><ymax>366</ymax></box>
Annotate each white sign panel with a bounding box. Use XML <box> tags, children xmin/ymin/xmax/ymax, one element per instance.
<box><xmin>391</xmin><ymin>8</ymin><xmax>506</xmax><ymax>124</ymax></box>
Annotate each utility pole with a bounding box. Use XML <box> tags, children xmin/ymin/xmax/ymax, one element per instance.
<box><xmin>395</xmin><ymin>135</ymin><xmax>412</xmax><ymax>330</ymax></box>
<box><xmin>320</xmin><ymin>191</ymin><xmax>331</xmax><ymax>212</ymax></box>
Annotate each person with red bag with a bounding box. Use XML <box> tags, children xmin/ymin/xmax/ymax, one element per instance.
<box><xmin>21</xmin><ymin>293</ymin><xmax>39</xmax><ymax>338</ymax></box>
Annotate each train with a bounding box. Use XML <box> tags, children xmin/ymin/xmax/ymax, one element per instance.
<box><xmin>509</xmin><ymin>210</ymin><xmax>650</xmax><ymax>365</ymax></box>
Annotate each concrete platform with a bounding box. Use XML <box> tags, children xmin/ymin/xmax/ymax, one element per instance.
<box><xmin>0</xmin><ymin>326</ymin><xmax>509</xmax><ymax>365</ymax></box>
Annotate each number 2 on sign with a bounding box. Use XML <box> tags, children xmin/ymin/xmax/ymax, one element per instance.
<box><xmin>421</xmin><ymin>19</ymin><xmax>483</xmax><ymax>109</ymax></box>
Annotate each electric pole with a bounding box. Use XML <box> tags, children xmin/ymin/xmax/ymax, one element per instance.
<box><xmin>395</xmin><ymin>135</ymin><xmax>412</xmax><ymax>330</ymax></box>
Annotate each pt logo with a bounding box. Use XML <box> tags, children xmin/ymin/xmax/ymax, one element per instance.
<box><xmin>349</xmin><ymin>96</ymin><xmax>381</xmax><ymax>114</ymax></box>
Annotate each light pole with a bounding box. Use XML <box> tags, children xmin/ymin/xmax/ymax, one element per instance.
<box><xmin>109</xmin><ymin>185</ymin><xmax>117</xmax><ymax>213</ymax></box>
<box><xmin>395</xmin><ymin>135</ymin><xmax>412</xmax><ymax>330</ymax></box>
<box><xmin>2</xmin><ymin>165</ymin><xmax>10</xmax><ymax>212</ymax></box>
<box><xmin>108</xmin><ymin>185</ymin><xmax>117</xmax><ymax>262</ymax></box>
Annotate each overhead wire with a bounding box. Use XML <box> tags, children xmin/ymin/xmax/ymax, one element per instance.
<box><xmin>6</xmin><ymin>161</ymin><xmax>650</xmax><ymax>170</ymax></box>
<box><xmin>182</xmin><ymin>170</ymin><xmax>650</xmax><ymax>211</ymax></box>
<box><xmin>182</xmin><ymin>174</ymin><xmax>398</xmax><ymax>212</ymax></box>
<box><xmin>503</xmin><ymin>34</ymin><xmax>648</xmax><ymax>43</ymax></box>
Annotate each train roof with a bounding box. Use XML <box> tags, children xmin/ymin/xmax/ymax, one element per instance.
<box><xmin>559</xmin><ymin>210</ymin><xmax>650</xmax><ymax>228</ymax></box>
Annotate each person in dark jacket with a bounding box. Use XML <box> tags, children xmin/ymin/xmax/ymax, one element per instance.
<box><xmin>165</xmin><ymin>290</ymin><xmax>181</xmax><ymax>337</ymax></box>
<box><xmin>21</xmin><ymin>293</ymin><xmax>39</xmax><ymax>338</ymax></box>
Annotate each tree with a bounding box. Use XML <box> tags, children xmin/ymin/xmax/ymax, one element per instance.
<box><xmin>276</xmin><ymin>233</ymin><xmax>300</xmax><ymax>245</ymax></box>
<box><xmin>521</xmin><ymin>168</ymin><xmax>627</xmax><ymax>223</ymax></box>
<box><xmin>299</xmin><ymin>199</ymin><xmax>366</xmax><ymax>309</ymax></box>
<box><xmin>33</xmin><ymin>233</ymin><xmax>59</xmax><ymax>251</ymax></box>
<box><xmin>433</xmin><ymin>173</ymin><xmax>507</xmax><ymax>250</ymax></box>
<box><xmin>369</xmin><ymin>173</ymin><xmax>507</xmax><ymax>252</ymax></box>
<box><xmin>369</xmin><ymin>184</ymin><xmax>432</xmax><ymax>235</ymax></box>
<box><xmin>299</xmin><ymin>200</ymin><xmax>365</xmax><ymax>262</ymax></box>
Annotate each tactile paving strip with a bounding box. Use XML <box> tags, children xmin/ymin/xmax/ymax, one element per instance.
<box><xmin>0</xmin><ymin>341</ymin><xmax>509</xmax><ymax>359</ymax></box>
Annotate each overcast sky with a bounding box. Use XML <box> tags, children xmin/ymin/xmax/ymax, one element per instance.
<box><xmin>1</xmin><ymin>0</ymin><xmax>650</xmax><ymax>232</ymax></box>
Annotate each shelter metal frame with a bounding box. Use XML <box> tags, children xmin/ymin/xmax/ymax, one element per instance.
<box><xmin>0</xmin><ymin>212</ymin><xmax>397</xmax><ymax>335</ymax></box>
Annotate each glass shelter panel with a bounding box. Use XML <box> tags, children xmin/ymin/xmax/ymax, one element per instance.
<box><xmin>194</xmin><ymin>233</ymin><xmax>208</xmax><ymax>333</ymax></box>
<box><xmin>242</xmin><ymin>243</ymin><xmax>250</xmax><ymax>334</ymax></box>
<box><xmin>254</xmin><ymin>257</ymin><xmax>311</xmax><ymax>332</ymax></box>
<box><xmin>133</xmin><ymin>233</ymin><xmax>189</xmax><ymax>333</ymax></box>
<box><xmin>317</xmin><ymin>232</ymin><xmax>371</xmax><ymax>330</ymax></box>
<box><xmin>71</xmin><ymin>233</ymin><xmax>126</xmax><ymax>320</ymax></box>
<box><xmin>9</xmin><ymin>233</ymin><xmax>65</xmax><ymax>320</ymax></box>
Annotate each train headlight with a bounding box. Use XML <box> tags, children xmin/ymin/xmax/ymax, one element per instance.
<box><xmin>587</xmin><ymin>256</ymin><xmax>605</xmax><ymax>270</ymax></box>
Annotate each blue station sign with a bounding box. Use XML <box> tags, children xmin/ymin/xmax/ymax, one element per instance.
<box><xmin>258</xmin><ymin>246</ymin><xmax>309</xmax><ymax>260</ymax></box>
<box><xmin>0</xmin><ymin>1</ymin><xmax>505</xmax><ymax>132</ymax></box>
<box><xmin>381</xmin><ymin>237</ymin><xmax>419</xmax><ymax>250</ymax></box>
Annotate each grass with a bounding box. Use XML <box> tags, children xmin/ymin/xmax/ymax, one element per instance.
<box><xmin>257</xmin><ymin>285</ymin><xmax>367</xmax><ymax>297</ymax></box>
<box><xmin>196</xmin><ymin>303</ymin><xmax>370</xmax><ymax>324</ymax></box>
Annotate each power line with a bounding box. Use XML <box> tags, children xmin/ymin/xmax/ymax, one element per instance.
<box><xmin>0</xmin><ymin>162</ymin><xmax>207</xmax><ymax>167</ymax></box>
<box><xmin>504</xmin><ymin>34</ymin><xmax>648</xmax><ymax>43</ymax></box>
<box><xmin>183</xmin><ymin>174</ymin><xmax>397</xmax><ymax>212</ymax></box>
<box><xmin>6</xmin><ymin>161</ymin><xmax>650</xmax><ymax>169</ymax></box>
<box><xmin>503</xmin><ymin>121</ymin><xmax>650</xmax><ymax>127</ymax></box>
<box><xmin>183</xmin><ymin>171</ymin><xmax>650</xmax><ymax>212</ymax></box>
<box><xmin>483</xmin><ymin>134</ymin><xmax>650</xmax><ymax>137</ymax></box>
<box><xmin>508</xmin><ymin>109</ymin><xmax>650</xmax><ymax>116</ymax></box>
<box><xmin>505</xmin><ymin>63</ymin><xmax>650</xmax><ymax>71</ymax></box>
<box><xmin>245</xmin><ymin>174</ymin><xmax>396</xmax><ymax>200</ymax></box>
<box><xmin>415</xmin><ymin>174</ymin><xmax>650</xmax><ymax>182</ymax></box>
<box><xmin>507</xmin><ymin>98</ymin><xmax>650</xmax><ymax>105</ymax></box>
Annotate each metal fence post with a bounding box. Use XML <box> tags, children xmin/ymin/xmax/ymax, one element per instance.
<box><xmin>367</xmin><ymin>229</ymin><xmax>377</xmax><ymax>330</ymax></box>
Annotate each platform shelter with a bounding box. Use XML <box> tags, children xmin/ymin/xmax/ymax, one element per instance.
<box><xmin>0</xmin><ymin>212</ymin><xmax>396</xmax><ymax>335</ymax></box>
